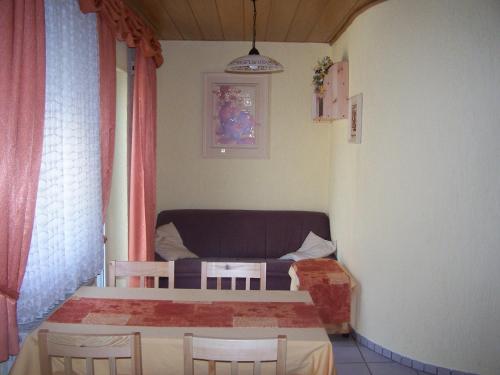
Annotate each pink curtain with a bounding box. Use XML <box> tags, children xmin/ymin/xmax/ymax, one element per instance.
<box><xmin>128</xmin><ymin>48</ymin><xmax>157</xmax><ymax>263</ymax></box>
<box><xmin>79</xmin><ymin>0</ymin><xmax>163</xmax><ymax>222</ymax></box>
<box><xmin>98</xmin><ymin>16</ymin><xmax>117</xmax><ymax>219</ymax></box>
<box><xmin>79</xmin><ymin>0</ymin><xmax>161</xmax><ymax>262</ymax></box>
<box><xmin>0</xmin><ymin>0</ymin><xmax>45</xmax><ymax>361</ymax></box>
<box><xmin>79</xmin><ymin>0</ymin><xmax>163</xmax><ymax>67</ymax></box>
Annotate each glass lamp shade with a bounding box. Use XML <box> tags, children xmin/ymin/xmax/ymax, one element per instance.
<box><xmin>225</xmin><ymin>53</ymin><xmax>284</xmax><ymax>73</ymax></box>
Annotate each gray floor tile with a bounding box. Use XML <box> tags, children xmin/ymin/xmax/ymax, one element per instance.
<box><xmin>333</xmin><ymin>345</ymin><xmax>365</xmax><ymax>363</ymax></box>
<box><xmin>333</xmin><ymin>340</ymin><xmax>358</xmax><ymax>348</ymax></box>
<box><xmin>330</xmin><ymin>334</ymin><xmax>357</xmax><ymax>346</ymax></box>
<box><xmin>359</xmin><ymin>345</ymin><xmax>392</xmax><ymax>363</ymax></box>
<box><xmin>336</xmin><ymin>363</ymin><xmax>371</xmax><ymax>375</ymax></box>
<box><xmin>368</xmin><ymin>362</ymin><xmax>419</xmax><ymax>375</ymax></box>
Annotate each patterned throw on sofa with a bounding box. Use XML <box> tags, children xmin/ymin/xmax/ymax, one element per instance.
<box><xmin>289</xmin><ymin>258</ymin><xmax>356</xmax><ymax>334</ymax></box>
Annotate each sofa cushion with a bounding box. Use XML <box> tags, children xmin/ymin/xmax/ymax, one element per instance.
<box><xmin>155</xmin><ymin>222</ymin><xmax>198</xmax><ymax>260</ymax></box>
<box><xmin>280</xmin><ymin>231</ymin><xmax>336</xmax><ymax>261</ymax></box>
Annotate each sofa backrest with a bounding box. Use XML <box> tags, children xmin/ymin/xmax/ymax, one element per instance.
<box><xmin>156</xmin><ymin>210</ymin><xmax>331</xmax><ymax>259</ymax></box>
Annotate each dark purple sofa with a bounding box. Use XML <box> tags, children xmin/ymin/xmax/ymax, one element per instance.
<box><xmin>155</xmin><ymin>209</ymin><xmax>332</xmax><ymax>290</ymax></box>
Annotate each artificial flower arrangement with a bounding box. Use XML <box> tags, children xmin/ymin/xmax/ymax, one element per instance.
<box><xmin>312</xmin><ymin>56</ymin><xmax>334</xmax><ymax>95</ymax></box>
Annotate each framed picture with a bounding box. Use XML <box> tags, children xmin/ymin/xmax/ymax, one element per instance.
<box><xmin>203</xmin><ymin>73</ymin><xmax>270</xmax><ymax>159</ymax></box>
<box><xmin>348</xmin><ymin>93</ymin><xmax>363</xmax><ymax>144</ymax></box>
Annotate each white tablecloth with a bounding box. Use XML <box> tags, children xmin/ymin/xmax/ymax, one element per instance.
<box><xmin>10</xmin><ymin>287</ymin><xmax>334</xmax><ymax>375</ymax></box>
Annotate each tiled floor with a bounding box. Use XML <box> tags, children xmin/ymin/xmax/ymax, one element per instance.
<box><xmin>331</xmin><ymin>335</ymin><xmax>428</xmax><ymax>375</ymax></box>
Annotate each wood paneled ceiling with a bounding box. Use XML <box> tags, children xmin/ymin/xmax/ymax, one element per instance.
<box><xmin>125</xmin><ymin>0</ymin><xmax>384</xmax><ymax>44</ymax></box>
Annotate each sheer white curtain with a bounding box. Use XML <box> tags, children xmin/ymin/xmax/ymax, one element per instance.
<box><xmin>17</xmin><ymin>0</ymin><xmax>103</xmax><ymax>324</ymax></box>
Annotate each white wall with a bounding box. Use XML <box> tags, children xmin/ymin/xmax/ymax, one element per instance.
<box><xmin>156</xmin><ymin>41</ymin><xmax>331</xmax><ymax>212</ymax></box>
<box><xmin>329</xmin><ymin>1</ymin><xmax>500</xmax><ymax>374</ymax></box>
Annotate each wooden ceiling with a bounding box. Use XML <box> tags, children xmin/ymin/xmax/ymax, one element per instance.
<box><xmin>125</xmin><ymin>0</ymin><xmax>384</xmax><ymax>44</ymax></box>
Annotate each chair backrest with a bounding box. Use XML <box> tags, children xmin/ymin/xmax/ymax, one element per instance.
<box><xmin>38</xmin><ymin>329</ymin><xmax>142</xmax><ymax>375</ymax></box>
<box><xmin>108</xmin><ymin>260</ymin><xmax>175</xmax><ymax>288</ymax></box>
<box><xmin>183</xmin><ymin>333</ymin><xmax>286</xmax><ymax>375</ymax></box>
<box><xmin>200</xmin><ymin>261</ymin><xmax>266</xmax><ymax>290</ymax></box>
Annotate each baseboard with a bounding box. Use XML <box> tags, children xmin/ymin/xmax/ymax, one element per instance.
<box><xmin>351</xmin><ymin>330</ymin><xmax>479</xmax><ymax>375</ymax></box>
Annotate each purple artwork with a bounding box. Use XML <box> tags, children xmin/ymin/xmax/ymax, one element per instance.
<box><xmin>212</xmin><ymin>85</ymin><xmax>257</xmax><ymax>147</ymax></box>
<box><xmin>203</xmin><ymin>73</ymin><xmax>269</xmax><ymax>159</ymax></box>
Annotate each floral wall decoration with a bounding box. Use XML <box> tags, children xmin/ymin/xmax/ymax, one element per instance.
<box><xmin>312</xmin><ymin>56</ymin><xmax>333</xmax><ymax>95</ymax></box>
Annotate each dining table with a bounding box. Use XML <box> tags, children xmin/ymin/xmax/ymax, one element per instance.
<box><xmin>9</xmin><ymin>286</ymin><xmax>335</xmax><ymax>375</ymax></box>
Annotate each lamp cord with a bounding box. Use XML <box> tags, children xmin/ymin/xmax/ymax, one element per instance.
<box><xmin>248</xmin><ymin>0</ymin><xmax>260</xmax><ymax>55</ymax></box>
<box><xmin>252</xmin><ymin>0</ymin><xmax>256</xmax><ymax>50</ymax></box>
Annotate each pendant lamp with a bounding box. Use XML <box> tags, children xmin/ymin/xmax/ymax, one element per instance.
<box><xmin>225</xmin><ymin>0</ymin><xmax>284</xmax><ymax>73</ymax></box>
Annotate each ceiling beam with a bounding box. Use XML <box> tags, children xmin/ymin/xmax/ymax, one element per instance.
<box><xmin>327</xmin><ymin>0</ymin><xmax>386</xmax><ymax>44</ymax></box>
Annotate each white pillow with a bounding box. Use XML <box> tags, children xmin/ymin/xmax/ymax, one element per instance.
<box><xmin>155</xmin><ymin>222</ymin><xmax>198</xmax><ymax>261</ymax></box>
<box><xmin>279</xmin><ymin>231</ymin><xmax>336</xmax><ymax>261</ymax></box>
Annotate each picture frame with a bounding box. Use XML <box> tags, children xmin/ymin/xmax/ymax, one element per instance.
<box><xmin>348</xmin><ymin>93</ymin><xmax>363</xmax><ymax>144</ymax></box>
<box><xmin>203</xmin><ymin>73</ymin><xmax>270</xmax><ymax>159</ymax></box>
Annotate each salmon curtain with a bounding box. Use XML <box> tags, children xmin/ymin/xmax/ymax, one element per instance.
<box><xmin>0</xmin><ymin>0</ymin><xmax>45</xmax><ymax>361</ymax></box>
<box><xmin>79</xmin><ymin>0</ymin><xmax>162</xmax><ymax>261</ymax></box>
<box><xmin>79</xmin><ymin>0</ymin><xmax>163</xmax><ymax>67</ymax></box>
<box><xmin>80</xmin><ymin>0</ymin><xmax>162</xmax><ymax>219</ymax></box>
<box><xmin>98</xmin><ymin>15</ymin><xmax>117</xmax><ymax>219</ymax></box>
<box><xmin>128</xmin><ymin>48</ymin><xmax>157</xmax><ymax>262</ymax></box>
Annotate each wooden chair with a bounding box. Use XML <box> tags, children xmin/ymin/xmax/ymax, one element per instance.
<box><xmin>200</xmin><ymin>261</ymin><xmax>266</xmax><ymax>291</ymax></box>
<box><xmin>183</xmin><ymin>333</ymin><xmax>286</xmax><ymax>375</ymax></box>
<box><xmin>108</xmin><ymin>260</ymin><xmax>175</xmax><ymax>288</ymax></box>
<box><xmin>38</xmin><ymin>329</ymin><xmax>142</xmax><ymax>375</ymax></box>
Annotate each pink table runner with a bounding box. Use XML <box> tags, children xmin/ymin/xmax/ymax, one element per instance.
<box><xmin>48</xmin><ymin>297</ymin><xmax>323</xmax><ymax>328</ymax></box>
